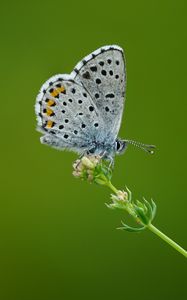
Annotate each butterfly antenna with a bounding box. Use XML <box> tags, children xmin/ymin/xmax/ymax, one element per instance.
<box><xmin>124</xmin><ymin>139</ymin><xmax>156</xmax><ymax>154</ymax></box>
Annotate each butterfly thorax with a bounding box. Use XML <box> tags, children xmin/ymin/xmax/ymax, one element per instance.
<box><xmin>87</xmin><ymin>138</ymin><xmax>126</xmax><ymax>158</ymax></box>
<box><xmin>87</xmin><ymin>141</ymin><xmax>116</xmax><ymax>157</ymax></box>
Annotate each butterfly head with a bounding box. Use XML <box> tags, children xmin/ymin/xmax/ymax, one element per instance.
<box><xmin>115</xmin><ymin>138</ymin><xmax>127</xmax><ymax>155</ymax></box>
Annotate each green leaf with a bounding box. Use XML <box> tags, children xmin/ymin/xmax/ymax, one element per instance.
<box><xmin>142</xmin><ymin>198</ymin><xmax>153</xmax><ymax>222</ymax></box>
<box><xmin>151</xmin><ymin>199</ymin><xmax>157</xmax><ymax>220</ymax></box>
<box><xmin>94</xmin><ymin>178</ymin><xmax>107</xmax><ymax>185</ymax></box>
<box><xmin>134</xmin><ymin>205</ymin><xmax>149</xmax><ymax>225</ymax></box>
<box><xmin>105</xmin><ymin>203</ymin><xmax>115</xmax><ymax>209</ymax></box>
<box><xmin>117</xmin><ymin>221</ymin><xmax>146</xmax><ymax>232</ymax></box>
<box><xmin>136</xmin><ymin>200</ymin><xmax>146</xmax><ymax>210</ymax></box>
<box><xmin>125</xmin><ymin>186</ymin><xmax>132</xmax><ymax>202</ymax></box>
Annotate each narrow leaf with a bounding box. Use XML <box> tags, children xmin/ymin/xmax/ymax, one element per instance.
<box><xmin>134</xmin><ymin>205</ymin><xmax>149</xmax><ymax>225</ymax></box>
<box><xmin>117</xmin><ymin>222</ymin><xmax>146</xmax><ymax>232</ymax></box>
<box><xmin>136</xmin><ymin>200</ymin><xmax>145</xmax><ymax>210</ymax></box>
<box><xmin>125</xmin><ymin>186</ymin><xmax>132</xmax><ymax>202</ymax></box>
<box><xmin>151</xmin><ymin>199</ymin><xmax>157</xmax><ymax>220</ymax></box>
<box><xmin>143</xmin><ymin>198</ymin><xmax>153</xmax><ymax>222</ymax></box>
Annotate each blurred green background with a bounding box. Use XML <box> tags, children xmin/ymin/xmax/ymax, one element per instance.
<box><xmin>1</xmin><ymin>0</ymin><xmax>187</xmax><ymax>299</ymax></box>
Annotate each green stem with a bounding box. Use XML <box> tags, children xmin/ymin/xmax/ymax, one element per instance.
<box><xmin>106</xmin><ymin>179</ymin><xmax>187</xmax><ymax>258</ymax></box>
<box><xmin>147</xmin><ymin>224</ymin><xmax>187</xmax><ymax>258</ymax></box>
<box><xmin>106</xmin><ymin>181</ymin><xmax>119</xmax><ymax>194</ymax></box>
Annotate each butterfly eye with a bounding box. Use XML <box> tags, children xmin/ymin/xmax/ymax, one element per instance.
<box><xmin>116</xmin><ymin>140</ymin><xmax>121</xmax><ymax>151</ymax></box>
<box><xmin>115</xmin><ymin>139</ymin><xmax>126</xmax><ymax>154</ymax></box>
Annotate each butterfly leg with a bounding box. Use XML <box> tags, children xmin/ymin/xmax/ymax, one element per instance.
<box><xmin>79</xmin><ymin>151</ymin><xmax>87</xmax><ymax>159</ymax></box>
<box><xmin>75</xmin><ymin>151</ymin><xmax>87</xmax><ymax>169</ymax></box>
<box><xmin>99</xmin><ymin>151</ymin><xmax>114</xmax><ymax>170</ymax></box>
<box><xmin>108</xmin><ymin>156</ymin><xmax>114</xmax><ymax>169</ymax></box>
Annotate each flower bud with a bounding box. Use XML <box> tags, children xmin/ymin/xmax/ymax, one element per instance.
<box><xmin>72</xmin><ymin>155</ymin><xmax>112</xmax><ymax>185</ymax></box>
<box><xmin>117</xmin><ymin>190</ymin><xmax>128</xmax><ymax>201</ymax></box>
<box><xmin>81</xmin><ymin>157</ymin><xmax>95</xmax><ymax>169</ymax></box>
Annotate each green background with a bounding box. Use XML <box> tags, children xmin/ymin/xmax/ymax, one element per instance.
<box><xmin>1</xmin><ymin>0</ymin><xmax>187</xmax><ymax>299</ymax></box>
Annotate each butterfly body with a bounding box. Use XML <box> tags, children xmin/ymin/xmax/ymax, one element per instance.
<box><xmin>35</xmin><ymin>45</ymin><xmax>127</xmax><ymax>159</ymax></box>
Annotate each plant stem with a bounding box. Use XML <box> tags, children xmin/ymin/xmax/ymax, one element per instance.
<box><xmin>106</xmin><ymin>179</ymin><xmax>187</xmax><ymax>258</ymax></box>
<box><xmin>106</xmin><ymin>181</ymin><xmax>119</xmax><ymax>194</ymax></box>
<box><xmin>147</xmin><ymin>224</ymin><xmax>187</xmax><ymax>258</ymax></box>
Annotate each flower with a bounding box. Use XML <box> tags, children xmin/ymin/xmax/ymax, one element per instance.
<box><xmin>72</xmin><ymin>155</ymin><xmax>112</xmax><ymax>185</ymax></box>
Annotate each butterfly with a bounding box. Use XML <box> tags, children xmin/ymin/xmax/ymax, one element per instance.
<box><xmin>35</xmin><ymin>45</ymin><xmax>155</xmax><ymax>161</ymax></box>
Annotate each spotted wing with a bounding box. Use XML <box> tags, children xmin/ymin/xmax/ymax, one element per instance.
<box><xmin>35</xmin><ymin>74</ymin><xmax>104</xmax><ymax>153</ymax></box>
<box><xmin>71</xmin><ymin>45</ymin><xmax>126</xmax><ymax>143</ymax></box>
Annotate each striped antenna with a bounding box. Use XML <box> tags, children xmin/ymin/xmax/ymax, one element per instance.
<box><xmin>124</xmin><ymin>139</ymin><xmax>156</xmax><ymax>154</ymax></box>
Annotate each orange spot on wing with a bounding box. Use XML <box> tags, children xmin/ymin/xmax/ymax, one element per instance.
<box><xmin>51</xmin><ymin>89</ymin><xmax>59</xmax><ymax>97</ymax></box>
<box><xmin>50</xmin><ymin>86</ymin><xmax>66</xmax><ymax>97</ymax></box>
<box><xmin>59</xmin><ymin>86</ymin><xmax>66</xmax><ymax>93</ymax></box>
<box><xmin>46</xmin><ymin>120</ymin><xmax>54</xmax><ymax>128</ymax></box>
<box><xmin>47</xmin><ymin>99</ymin><xmax>55</xmax><ymax>106</ymax></box>
<box><xmin>46</xmin><ymin>108</ymin><xmax>54</xmax><ymax>116</ymax></box>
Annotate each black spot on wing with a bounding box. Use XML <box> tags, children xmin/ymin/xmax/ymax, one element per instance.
<box><xmin>99</xmin><ymin>61</ymin><xmax>104</xmax><ymax>66</ymax></box>
<box><xmin>106</xmin><ymin>93</ymin><xmax>115</xmax><ymax>98</ymax></box>
<box><xmin>96</xmin><ymin>78</ymin><xmax>101</xmax><ymax>84</ymax></box>
<box><xmin>90</xmin><ymin>66</ymin><xmax>97</xmax><ymax>72</ymax></box>
<box><xmin>89</xmin><ymin>106</ymin><xmax>94</xmax><ymax>111</ymax></box>
<box><xmin>82</xmin><ymin>71</ymin><xmax>91</xmax><ymax>79</ymax></box>
<box><xmin>74</xmin><ymin>68</ymin><xmax>79</xmax><ymax>74</ymax></box>
<box><xmin>101</xmin><ymin>70</ymin><xmax>107</xmax><ymax>76</ymax></box>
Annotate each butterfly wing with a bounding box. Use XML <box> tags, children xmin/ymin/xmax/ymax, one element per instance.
<box><xmin>71</xmin><ymin>45</ymin><xmax>126</xmax><ymax>143</ymax></box>
<box><xmin>35</xmin><ymin>74</ymin><xmax>104</xmax><ymax>153</ymax></box>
